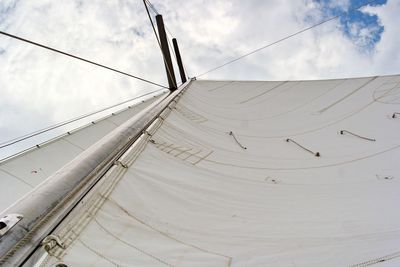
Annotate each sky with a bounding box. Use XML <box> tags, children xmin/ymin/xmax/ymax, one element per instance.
<box><xmin>0</xmin><ymin>0</ymin><xmax>399</xmax><ymax>158</ymax></box>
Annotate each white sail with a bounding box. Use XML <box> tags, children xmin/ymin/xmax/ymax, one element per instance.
<box><xmin>0</xmin><ymin>92</ymin><xmax>167</xmax><ymax>212</ymax></box>
<box><xmin>24</xmin><ymin>75</ymin><xmax>400</xmax><ymax>267</ymax></box>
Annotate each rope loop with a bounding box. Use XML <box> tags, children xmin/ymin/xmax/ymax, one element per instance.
<box><xmin>229</xmin><ymin>131</ymin><xmax>247</xmax><ymax>150</ymax></box>
<box><xmin>286</xmin><ymin>138</ymin><xmax>320</xmax><ymax>157</ymax></box>
<box><xmin>340</xmin><ymin>130</ymin><xmax>375</xmax><ymax>142</ymax></box>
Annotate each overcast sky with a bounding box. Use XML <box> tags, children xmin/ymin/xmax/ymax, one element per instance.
<box><xmin>0</xmin><ymin>0</ymin><xmax>399</xmax><ymax>158</ymax></box>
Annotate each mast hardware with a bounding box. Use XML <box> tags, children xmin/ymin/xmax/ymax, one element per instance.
<box><xmin>41</xmin><ymin>235</ymin><xmax>65</xmax><ymax>252</ymax></box>
<box><xmin>0</xmin><ymin>214</ymin><xmax>23</xmax><ymax>237</ymax></box>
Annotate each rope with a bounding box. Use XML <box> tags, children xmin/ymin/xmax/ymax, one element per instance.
<box><xmin>145</xmin><ymin>0</ymin><xmax>174</xmax><ymax>37</ymax></box>
<box><xmin>143</xmin><ymin>0</ymin><xmax>177</xmax><ymax>89</ymax></box>
<box><xmin>0</xmin><ymin>30</ymin><xmax>168</xmax><ymax>89</ymax></box>
<box><xmin>392</xmin><ymin>112</ymin><xmax>400</xmax><ymax>118</ymax></box>
<box><xmin>196</xmin><ymin>0</ymin><xmax>379</xmax><ymax>77</ymax></box>
<box><xmin>286</xmin><ymin>138</ymin><xmax>320</xmax><ymax>157</ymax></box>
<box><xmin>349</xmin><ymin>250</ymin><xmax>400</xmax><ymax>267</ymax></box>
<box><xmin>0</xmin><ymin>89</ymin><xmax>166</xmax><ymax>149</ymax></box>
<box><xmin>340</xmin><ymin>130</ymin><xmax>376</xmax><ymax>142</ymax></box>
<box><xmin>229</xmin><ymin>131</ymin><xmax>247</xmax><ymax>150</ymax></box>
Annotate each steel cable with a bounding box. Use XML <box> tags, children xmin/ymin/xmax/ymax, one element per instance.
<box><xmin>0</xmin><ymin>89</ymin><xmax>166</xmax><ymax>149</ymax></box>
<box><xmin>0</xmin><ymin>30</ymin><xmax>168</xmax><ymax>89</ymax></box>
<box><xmin>196</xmin><ymin>0</ymin><xmax>379</xmax><ymax>77</ymax></box>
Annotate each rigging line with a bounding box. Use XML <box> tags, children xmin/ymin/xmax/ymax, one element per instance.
<box><xmin>229</xmin><ymin>131</ymin><xmax>247</xmax><ymax>150</ymax></box>
<box><xmin>145</xmin><ymin>0</ymin><xmax>160</xmax><ymax>15</ymax></box>
<box><xmin>286</xmin><ymin>138</ymin><xmax>320</xmax><ymax>157</ymax></box>
<box><xmin>0</xmin><ymin>31</ymin><xmax>168</xmax><ymax>89</ymax></box>
<box><xmin>339</xmin><ymin>130</ymin><xmax>376</xmax><ymax>142</ymax></box>
<box><xmin>143</xmin><ymin>0</ymin><xmax>177</xmax><ymax>88</ymax></box>
<box><xmin>196</xmin><ymin>0</ymin><xmax>379</xmax><ymax>77</ymax></box>
<box><xmin>0</xmin><ymin>89</ymin><xmax>166</xmax><ymax>149</ymax></box>
<box><xmin>145</xmin><ymin>0</ymin><xmax>174</xmax><ymax>37</ymax></box>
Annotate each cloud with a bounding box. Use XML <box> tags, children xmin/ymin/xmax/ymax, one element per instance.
<box><xmin>0</xmin><ymin>0</ymin><xmax>399</xmax><ymax>157</ymax></box>
<box><xmin>361</xmin><ymin>0</ymin><xmax>400</xmax><ymax>73</ymax></box>
<box><xmin>167</xmin><ymin>0</ymin><xmax>397</xmax><ymax>80</ymax></box>
<box><xmin>0</xmin><ymin>0</ymin><xmax>166</xmax><ymax>145</ymax></box>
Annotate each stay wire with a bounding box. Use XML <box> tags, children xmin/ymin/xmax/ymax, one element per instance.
<box><xmin>143</xmin><ymin>0</ymin><xmax>177</xmax><ymax>88</ymax></box>
<box><xmin>196</xmin><ymin>0</ymin><xmax>379</xmax><ymax>77</ymax></box>
<box><xmin>145</xmin><ymin>0</ymin><xmax>174</xmax><ymax>37</ymax></box>
<box><xmin>0</xmin><ymin>30</ymin><xmax>169</xmax><ymax>89</ymax></box>
<box><xmin>0</xmin><ymin>89</ymin><xmax>166</xmax><ymax>149</ymax></box>
<box><xmin>145</xmin><ymin>0</ymin><xmax>177</xmax><ymax>59</ymax></box>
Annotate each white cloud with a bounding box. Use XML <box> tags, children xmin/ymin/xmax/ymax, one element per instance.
<box><xmin>362</xmin><ymin>0</ymin><xmax>400</xmax><ymax>73</ymax></box>
<box><xmin>0</xmin><ymin>0</ymin><xmax>166</xmax><ymax>143</ymax></box>
<box><xmin>0</xmin><ymin>0</ymin><xmax>399</xmax><ymax>156</ymax></box>
<box><xmin>153</xmin><ymin>0</ymin><xmax>399</xmax><ymax>80</ymax></box>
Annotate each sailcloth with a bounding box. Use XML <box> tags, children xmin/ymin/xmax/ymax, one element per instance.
<box><xmin>5</xmin><ymin>75</ymin><xmax>400</xmax><ymax>266</ymax></box>
<box><xmin>0</xmin><ymin>92</ymin><xmax>167</xmax><ymax>212</ymax></box>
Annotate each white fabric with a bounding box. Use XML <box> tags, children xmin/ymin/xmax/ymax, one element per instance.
<box><xmin>0</xmin><ymin>93</ymin><xmax>166</xmax><ymax>212</ymax></box>
<box><xmin>42</xmin><ymin>76</ymin><xmax>400</xmax><ymax>266</ymax></box>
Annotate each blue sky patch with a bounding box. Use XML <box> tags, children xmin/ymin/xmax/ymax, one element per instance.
<box><xmin>315</xmin><ymin>0</ymin><xmax>386</xmax><ymax>50</ymax></box>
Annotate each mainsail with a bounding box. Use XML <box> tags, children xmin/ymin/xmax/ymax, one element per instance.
<box><xmin>1</xmin><ymin>76</ymin><xmax>399</xmax><ymax>266</ymax></box>
<box><xmin>0</xmin><ymin>2</ymin><xmax>399</xmax><ymax>266</ymax></box>
<box><xmin>0</xmin><ymin>92</ymin><xmax>167</xmax><ymax>212</ymax></box>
